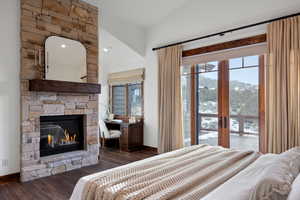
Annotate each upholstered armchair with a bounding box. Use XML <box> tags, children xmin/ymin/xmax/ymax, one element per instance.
<box><xmin>99</xmin><ymin>119</ymin><xmax>122</xmax><ymax>149</ymax></box>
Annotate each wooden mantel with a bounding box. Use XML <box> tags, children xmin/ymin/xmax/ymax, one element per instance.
<box><xmin>29</xmin><ymin>79</ymin><xmax>101</xmax><ymax>94</ymax></box>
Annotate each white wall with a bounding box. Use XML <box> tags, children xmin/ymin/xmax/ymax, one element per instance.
<box><xmin>143</xmin><ymin>0</ymin><xmax>300</xmax><ymax>148</ymax></box>
<box><xmin>0</xmin><ymin>0</ymin><xmax>20</xmax><ymax>176</ymax></box>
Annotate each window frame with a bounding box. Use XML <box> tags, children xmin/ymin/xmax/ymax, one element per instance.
<box><xmin>110</xmin><ymin>82</ymin><xmax>144</xmax><ymax>119</ymax></box>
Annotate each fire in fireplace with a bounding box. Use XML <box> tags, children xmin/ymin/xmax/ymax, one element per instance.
<box><xmin>40</xmin><ymin>115</ymin><xmax>84</xmax><ymax>157</ymax></box>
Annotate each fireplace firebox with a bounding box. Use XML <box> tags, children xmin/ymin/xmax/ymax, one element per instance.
<box><xmin>40</xmin><ymin>115</ymin><xmax>84</xmax><ymax>157</ymax></box>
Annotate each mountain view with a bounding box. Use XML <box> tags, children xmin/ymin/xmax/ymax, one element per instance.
<box><xmin>199</xmin><ymin>75</ymin><xmax>259</xmax><ymax>116</ymax></box>
<box><xmin>182</xmin><ymin>73</ymin><xmax>259</xmax><ymax>142</ymax></box>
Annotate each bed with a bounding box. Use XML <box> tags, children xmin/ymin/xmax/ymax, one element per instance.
<box><xmin>70</xmin><ymin>144</ymin><xmax>300</xmax><ymax>200</ymax></box>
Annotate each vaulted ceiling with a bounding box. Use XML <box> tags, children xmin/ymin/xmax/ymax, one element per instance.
<box><xmin>98</xmin><ymin>0</ymin><xmax>189</xmax><ymax>28</ymax></box>
<box><xmin>98</xmin><ymin>0</ymin><xmax>300</xmax><ymax>31</ymax></box>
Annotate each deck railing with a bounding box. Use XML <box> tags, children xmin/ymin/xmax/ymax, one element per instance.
<box><xmin>199</xmin><ymin>113</ymin><xmax>259</xmax><ymax>136</ymax></box>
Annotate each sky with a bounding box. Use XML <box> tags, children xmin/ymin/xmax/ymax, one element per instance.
<box><xmin>199</xmin><ymin>55</ymin><xmax>259</xmax><ymax>85</ymax></box>
<box><xmin>204</xmin><ymin>67</ymin><xmax>258</xmax><ymax>85</ymax></box>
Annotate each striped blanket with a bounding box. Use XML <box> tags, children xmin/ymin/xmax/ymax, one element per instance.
<box><xmin>71</xmin><ymin>144</ymin><xmax>260</xmax><ymax>200</ymax></box>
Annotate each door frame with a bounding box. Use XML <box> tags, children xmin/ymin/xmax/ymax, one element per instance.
<box><xmin>259</xmin><ymin>55</ymin><xmax>266</xmax><ymax>153</ymax></box>
<box><xmin>218</xmin><ymin>60</ymin><xmax>230</xmax><ymax>148</ymax></box>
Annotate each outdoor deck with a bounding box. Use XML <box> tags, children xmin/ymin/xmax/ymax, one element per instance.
<box><xmin>185</xmin><ymin>131</ymin><xmax>258</xmax><ymax>151</ymax></box>
<box><xmin>184</xmin><ymin>113</ymin><xmax>259</xmax><ymax>151</ymax></box>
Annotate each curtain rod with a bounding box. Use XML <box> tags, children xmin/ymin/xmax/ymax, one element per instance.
<box><xmin>152</xmin><ymin>12</ymin><xmax>300</xmax><ymax>51</ymax></box>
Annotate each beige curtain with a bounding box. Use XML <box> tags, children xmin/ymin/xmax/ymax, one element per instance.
<box><xmin>158</xmin><ymin>45</ymin><xmax>184</xmax><ymax>153</ymax></box>
<box><xmin>266</xmin><ymin>16</ymin><xmax>300</xmax><ymax>153</ymax></box>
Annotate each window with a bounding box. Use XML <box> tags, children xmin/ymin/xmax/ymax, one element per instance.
<box><xmin>112</xmin><ymin>86</ymin><xmax>126</xmax><ymax>115</ymax></box>
<box><xmin>128</xmin><ymin>84</ymin><xmax>143</xmax><ymax>116</ymax></box>
<box><xmin>111</xmin><ymin>83</ymin><xmax>143</xmax><ymax>117</ymax></box>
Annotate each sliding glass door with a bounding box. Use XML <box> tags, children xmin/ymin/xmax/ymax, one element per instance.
<box><xmin>196</xmin><ymin>62</ymin><xmax>219</xmax><ymax>146</ymax></box>
<box><xmin>181</xmin><ymin>67</ymin><xmax>192</xmax><ymax>146</ymax></box>
<box><xmin>182</xmin><ymin>55</ymin><xmax>264</xmax><ymax>151</ymax></box>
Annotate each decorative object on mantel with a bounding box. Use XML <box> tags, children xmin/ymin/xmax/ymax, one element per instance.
<box><xmin>29</xmin><ymin>79</ymin><xmax>101</xmax><ymax>94</ymax></box>
<box><xmin>30</xmin><ymin>47</ymin><xmax>45</xmax><ymax>78</ymax></box>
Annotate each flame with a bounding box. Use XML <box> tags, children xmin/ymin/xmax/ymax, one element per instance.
<box><xmin>48</xmin><ymin>134</ymin><xmax>53</xmax><ymax>145</ymax></box>
<box><xmin>61</xmin><ymin>129</ymin><xmax>77</xmax><ymax>144</ymax></box>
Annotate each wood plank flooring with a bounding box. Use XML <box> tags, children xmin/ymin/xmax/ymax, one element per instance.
<box><xmin>0</xmin><ymin>148</ymin><xmax>156</xmax><ymax>200</ymax></box>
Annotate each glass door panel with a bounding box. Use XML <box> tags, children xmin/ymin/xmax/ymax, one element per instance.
<box><xmin>229</xmin><ymin>56</ymin><xmax>260</xmax><ymax>151</ymax></box>
<box><xmin>181</xmin><ymin>66</ymin><xmax>192</xmax><ymax>146</ymax></box>
<box><xmin>197</xmin><ymin>62</ymin><xmax>219</xmax><ymax>146</ymax></box>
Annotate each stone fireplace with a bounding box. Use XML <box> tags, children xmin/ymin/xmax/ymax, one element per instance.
<box><xmin>20</xmin><ymin>93</ymin><xmax>99</xmax><ymax>182</ymax></box>
<box><xmin>20</xmin><ymin>0</ymin><xmax>100</xmax><ymax>182</ymax></box>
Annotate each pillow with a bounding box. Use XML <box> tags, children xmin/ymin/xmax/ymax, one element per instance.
<box><xmin>201</xmin><ymin>154</ymin><xmax>279</xmax><ymax>200</ymax></box>
<box><xmin>249</xmin><ymin>147</ymin><xmax>300</xmax><ymax>200</ymax></box>
<box><xmin>287</xmin><ymin>174</ymin><xmax>300</xmax><ymax>200</ymax></box>
<box><xmin>202</xmin><ymin>148</ymin><xmax>300</xmax><ymax>200</ymax></box>
<box><xmin>279</xmin><ymin>147</ymin><xmax>300</xmax><ymax>176</ymax></box>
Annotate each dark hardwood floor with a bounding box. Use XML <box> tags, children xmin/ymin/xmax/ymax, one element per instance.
<box><xmin>0</xmin><ymin>148</ymin><xmax>157</xmax><ymax>200</ymax></box>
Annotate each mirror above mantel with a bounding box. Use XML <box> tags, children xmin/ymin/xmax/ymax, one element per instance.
<box><xmin>45</xmin><ymin>36</ymin><xmax>87</xmax><ymax>83</ymax></box>
<box><xmin>29</xmin><ymin>36</ymin><xmax>100</xmax><ymax>94</ymax></box>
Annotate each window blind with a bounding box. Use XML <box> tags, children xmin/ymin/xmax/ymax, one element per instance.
<box><xmin>108</xmin><ymin>68</ymin><xmax>145</xmax><ymax>85</ymax></box>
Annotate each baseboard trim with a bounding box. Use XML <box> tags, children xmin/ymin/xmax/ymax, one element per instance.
<box><xmin>0</xmin><ymin>173</ymin><xmax>20</xmax><ymax>184</ymax></box>
<box><xmin>142</xmin><ymin>145</ymin><xmax>158</xmax><ymax>154</ymax></box>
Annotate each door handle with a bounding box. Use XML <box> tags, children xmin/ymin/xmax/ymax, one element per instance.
<box><xmin>224</xmin><ymin>117</ymin><xmax>227</xmax><ymax>129</ymax></box>
<box><xmin>219</xmin><ymin>117</ymin><xmax>223</xmax><ymax>128</ymax></box>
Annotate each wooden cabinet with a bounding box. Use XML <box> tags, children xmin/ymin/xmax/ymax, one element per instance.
<box><xmin>105</xmin><ymin>121</ymin><xmax>143</xmax><ymax>152</ymax></box>
<box><xmin>120</xmin><ymin>122</ymin><xmax>143</xmax><ymax>152</ymax></box>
